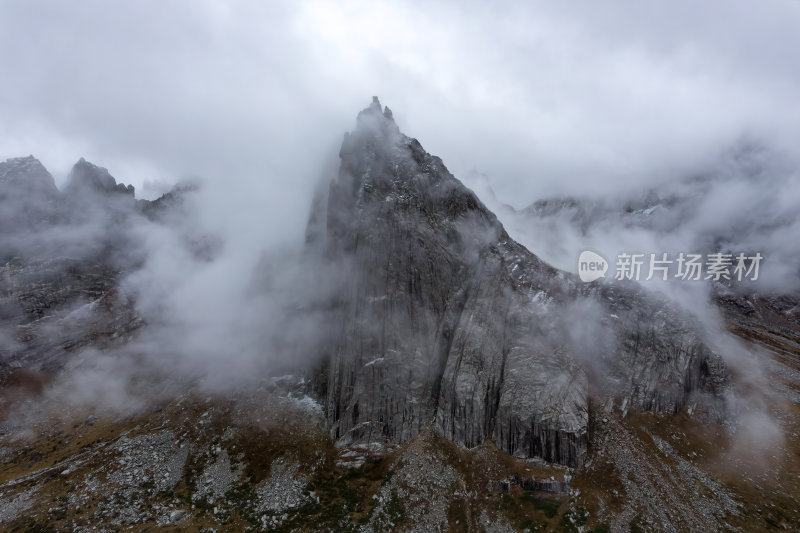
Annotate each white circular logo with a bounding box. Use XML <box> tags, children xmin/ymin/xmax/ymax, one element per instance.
<box><xmin>578</xmin><ymin>250</ymin><xmax>608</xmax><ymax>282</ymax></box>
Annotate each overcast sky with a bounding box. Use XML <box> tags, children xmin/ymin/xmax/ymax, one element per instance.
<box><xmin>3</xmin><ymin>1</ymin><xmax>797</xmax><ymax>434</ymax></box>
<box><xmin>2</xmin><ymin>0</ymin><xmax>799</xmax><ymax>211</ymax></box>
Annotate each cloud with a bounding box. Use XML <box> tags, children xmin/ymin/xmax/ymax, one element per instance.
<box><xmin>1</xmin><ymin>0</ymin><xmax>799</xmax><ymax>208</ymax></box>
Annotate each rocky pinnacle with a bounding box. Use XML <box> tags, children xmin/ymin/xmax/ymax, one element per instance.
<box><xmin>309</xmin><ymin>98</ymin><xmax>729</xmax><ymax>466</ymax></box>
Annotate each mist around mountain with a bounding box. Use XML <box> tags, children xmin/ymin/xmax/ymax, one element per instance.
<box><xmin>0</xmin><ymin>99</ymin><xmax>798</xmax><ymax>531</ymax></box>
<box><xmin>466</xmin><ymin>141</ymin><xmax>800</xmax><ymax>286</ymax></box>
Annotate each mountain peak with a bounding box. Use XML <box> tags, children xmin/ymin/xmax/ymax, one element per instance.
<box><xmin>334</xmin><ymin>98</ymin><xmax>491</xmax><ymax>227</ymax></box>
<box><xmin>0</xmin><ymin>155</ymin><xmax>59</xmax><ymax>198</ymax></box>
<box><xmin>308</xmin><ymin>99</ymin><xmax>731</xmax><ymax>467</ymax></box>
<box><xmin>354</xmin><ymin>96</ymin><xmax>398</xmax><ymax>132</ymax></box>
<box><xmin>66</xmin><ymin>158</ymin><xmax>135</xmax><ymax>197</ymax></box>
<box><xmin>366</xmin><ymin>95</ymin><xmax>394</xmax><ymax>120</ymax></box>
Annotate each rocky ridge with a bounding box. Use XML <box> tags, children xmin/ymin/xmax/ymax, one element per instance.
<box><xmin>0</xmin><ymin>156</ymin><xmax>186</xmax><ymax>376</ymax></box>
<box><xmin>310</xmin><ymin>98</ymin><xmax>730</xmax><ymax>467</ymax></box>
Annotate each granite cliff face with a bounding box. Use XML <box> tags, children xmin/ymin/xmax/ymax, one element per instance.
<box><xmin>309</xmin><ymin>98</ymin><xmax>729</xmax><ymax>466</ymax></box>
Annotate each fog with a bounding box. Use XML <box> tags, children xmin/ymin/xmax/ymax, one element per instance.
<box><xmin>476</xmin><ymin>142</ymin><xmax>800</xmax><ymax>293</ymax></box>
<box><xmin>1</xmin><ymin>1</ymin><xmax>798</xmax><ymax>469</ymax></box>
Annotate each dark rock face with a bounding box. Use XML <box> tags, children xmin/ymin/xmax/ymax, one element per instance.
<box><xmin>0</xmin><ymin>255</ymin><xmax>143</xmax><ymax>371</ymax></box>
<box><xmin>310</xmin><ymin>98</ymin><xmax>729</xmax><ymax>466</ymax></box>
<box><xmin>65</xmin><ymin>158</ymin><xmax>136</xmax><ymax>198</ymax></box>
<box><xmin>0</xmin><ymin>155</ymin><xmax>59</xmax><ymax>198</ymax></box>
<box><xmin>0</xmin><ymin>156</ymin><xmax>178</xmax><ymax>374</ymax></box>
<box><xmin>0</xmin><ymin>156</ymin><xmax>60</xmax><ymax>232</ymax></box>
<box><xmin>716</xmin><ymin>287</ymin><xmax>800</xmax><ymax>373</ymax></box>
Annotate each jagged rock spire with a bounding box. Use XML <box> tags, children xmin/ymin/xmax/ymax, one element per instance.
<box><xmin>308</xmin><ymin>99</ymin><xmax>729</xmax><ymax>467</ymax></box>
<box><xmin>66</xmin><ymin>158</ymin><xmax>135</xmax><ymax>196</ymax></box>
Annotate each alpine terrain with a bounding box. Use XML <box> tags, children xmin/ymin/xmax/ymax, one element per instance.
<box><xmin>0</xmin><ymin>99</ymin><xmax>798</xmax><ymax>532</ymax></box>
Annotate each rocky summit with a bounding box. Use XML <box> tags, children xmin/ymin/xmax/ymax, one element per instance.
<box><xmin>309</xmin><ymin>97</ymin><xmax>729</xmax><ymax>467</ymax></box>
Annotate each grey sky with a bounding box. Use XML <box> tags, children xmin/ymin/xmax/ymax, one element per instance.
<box><xmin>1</xmin><ymin>0</ymin><xmax>799</xmax><ymax>212</ymax></box>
